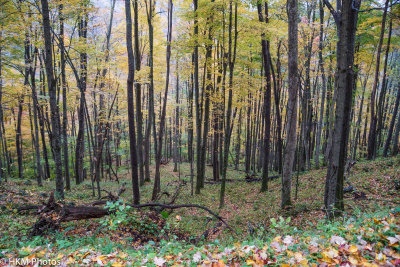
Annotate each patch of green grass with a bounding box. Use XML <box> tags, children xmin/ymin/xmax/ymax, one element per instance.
<box><xmin>0</xmin><ymin>156</ymin><xmax>399</xmax><ymax>250</ymax></box>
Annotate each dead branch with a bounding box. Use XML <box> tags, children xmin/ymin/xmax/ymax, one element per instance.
<box><xmin>23</xmin><ymin>191</ymin><xmax>234</xmax><ymax>236</ymax></box>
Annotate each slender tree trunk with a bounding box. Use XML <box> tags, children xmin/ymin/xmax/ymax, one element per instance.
<box><xmin>235</xmin><ymin>108</ymin><xmax>241</xmax><ymax>170</ymax></box>
<box><xmin>324</xmin><ymin>0</ymin><xmax>361</xmax><ymax>217</ymax></box>
<box><xmin>59</xmin><ymin>4</ymin><xmax>70</xmax><ymax>191</ymax></box>
<box><xmin>281</xmin><ymin>0</ymin><xmax>298</xmax><ymax>208</ymax></box>
<box><xmin>193</xmin><ymin>0</ymin><xmax>203</xmax><ymax>194</ymax></box>
<box><xmin>245</xmin><ymin>90</ymin><xmax>252</xmax><ymax>173</ymax></box>
<box><xmin>197</xmin><ymin>0</ymin><xmax>214</xmax><ymax>193</ymax></box>
<box><xmin>352</xmin><ymin>77</ymin><xmax>368</xmax><ymax>159</ymax></box>
<box><xmin>376</xmin><ymin>18</ymin><xmax>392</xmax><ymax>153</ymax></box>
<box><xmin>152</xmin><ymin>0</ymin><xmax>173</xmax><ymax>200</ymax></box>
<box><xmin>383</xmin><ymin>84</ymin><xmax>400</xmax><ymax>156</ymax></box>
<box><xmin>125</xmin><ymin>0</ymin><xmax>140</xmax><ymax>204</ymax></box>
<box><xmin>258</xmin><ymin>2</ymin><xmax>272</xmax><ymax>192</ymax></box>
<box><xmin>75</xmin><ymin>8</ymin><xmax>88</xmax><ymax>185</ymax></box>
<box><xmin>30</xmin><ymin>49</ymin><xmax>43</xmax><ymax>186</ymax></box>
<box><xmin>220</xmin><ymin>0</ymin><xmax>237</xmax><ymax>207</ymax></box>
<box><xmin>367</xmin><ymin>0</ymin><xmax>389</xmax><ymax>160</ymax></box>
<box><xmin>144</xmin><ymin>0</ymin><xmax>156</xmax><ymax>183</ymax></box>
<box><xmin>133</xmin><ymin>0</ymin><xmax>144</xmax><ymax>186</ymax></box>
<box><xmin>41</xmin><ymin>0</ymin><xmax>64</xmax><ymax>199</ymax></box>
<box><xmin>315</xmin><ymin>0</ymin><xmax>326</xmax><ymax>169</ymax></box>
<box><xmin>174</xmin><ymin>62</ymin><xmax>180</xmax><ymax>172</ymax></box>
<box><xmin>0</xmin><ymin>41</ymin><xmax>3</xmax><ymax>183</ymax></box>
<box><xmin>392</xmin><ymin>105</ymin><xmax>400</xmax><ymax>156</ymax></box>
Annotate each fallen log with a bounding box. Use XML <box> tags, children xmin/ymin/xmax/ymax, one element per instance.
<box><xmin>30</xmin><ymin>193</ymin><xmax>110</xmax><ymax>236</ymax></box>
<box><xmin>26</xmin><ymin>192</ymin><xmax>234</xmax><ymax>236</ymax></box>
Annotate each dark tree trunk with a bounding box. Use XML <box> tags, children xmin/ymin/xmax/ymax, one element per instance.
<box><xmin>0</xmin><ymin>41</ymin><xmax>4</xmax><ymax>183</ymax></box>
<box><xmin>281</xmin><ymin>0</ymin><xmax>298</xmax><ymax>208</ymax></box>
<box><xmin>144</xmin><ymin>0</ymin><xmax>156</xmax><ymax>183</ymax></box>
<box><xmin>258</xmin><ymin>2</ymin><xmax>272</xmax><ymax>193</ymax></box>
<box><xmin>133</xmin><ymin>0</ymin><xmax>144</xmax><ymax>186</ymax></box>
<box><xmin>383</xmin><ymin>85</ymin><xmax>400</xmax><ymax>156</ymax></box>
<box><xmin>323</xmin><ymin>0</ymin><xmax>361</xmax><ymax>217</ymax></box>
<box><xmin>174</xmin><ymin>62</ymin><xmax>180</xmax><ymax>172</ymax></box>
<box><xmin>196</xmin><ymin>0</ymin><xmax>214</xmax><ymax>194</ymax></box>
<box><xmin>75</xmin><ymin>8</ymin><xmax>88</xmax><ymax>185</ymax></box>
<box><xmin>152</xmin><ymin>0</ymin><xmax>173</xmax><ymax>200</ymax></box>
<box><xmin>30</xmin><ymin>48</ymin><xmax>43</xmax><ymax>186</ymax></box>
<box><xmin>41</xmin><ymin>0</ymin><xmax>64</xmax><ymax>199</ymax></box>
<box><xmin>235</xmin><ymin>108</ymin><xmax>241</xmax><ymax>170</ymax></box>
<box><xmin>59</xmin><ymin>4</ymin><xmax>70</xmax><ymax>191</ymax></box>
<box><xmin>220</xmin><ymin>0</ymin><xmax>237</xmax><ymax>207</ymax></box>
<box><xmin>315</xmin><ymin>0</ymin><xmax>326</xmax><ymax>169</ymax></box>
<box><xmin>392</xmin><ymin>105</ymin><xmax>400</xmax><ymax>156</ymax></box>
<box><xmin>125</xmin><ymin>0</ymin><xmax>140</xmax><ymax>204</ymax></box>
<box><xmin>376</xmin><ymin>18</ymin><xmax>392</xmax><ymax>153</ymax></box>
<box><xmin>193</xmin><ymin>0</ymin><xmax>203</xmax><ymax>194</ymax></box>
<box><xmin>367</xmin><ymin>0</ymin><xmax>389</xmax><ymax>160</ymax></box>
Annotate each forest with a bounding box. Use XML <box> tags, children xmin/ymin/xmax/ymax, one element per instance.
<box><xmin>0</xmin><ymin>0</ymin><xmax>400</xmax><ymax>265</ymax></box>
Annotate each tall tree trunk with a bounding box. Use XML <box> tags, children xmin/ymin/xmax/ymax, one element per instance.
<box><xmin>323</xmin><ymin>0</ymin><xmax>361</xmax><ymax>217</ymax></box>
<box><xmin>144</xmin><ymin>0</ymin><xmax>156</xmax><ymax>183</ymax></box>
<box><xmin>281</xmin><ymin>0</ymin><xmax>298</xmax><ymax>208</ymax></box>
<box><xmin>220</xmin><ymin>0</ymin><xmax>237</xmax><ymax>207</ymax></box>
<box><xmin>235</xmin><ymin>108</ymin><xmax>241</xmax><ymax>170</ymax></box>
<box><xmin>245</xmin><ymin>90</ymin><xmax>252</xmax><ymax>173</ymax></box>
<box><xmin>0</xmin><ymin>40</ymin><xmax>3</xmax><ymax>183</ymax></box>
<box><xmin>352</xmin><ymin>76</ymin><xmax>368</xmax><ymax>159</ymax></box>
<box><xmin>125</xmin><ymin>0</ymin><xmax>140</xmax><ymax>204</ymax></box>
<box><xmin>383</xmin><ymin>84</ymin><xmax>400</xmax><ymax>156</ymax></box>
<box><xmin>272</xmin><ymin>41</ymin><xmax>283</xmax><ymax>174</ymax></box>
<box><xmin>75</xmin><ymin>8</ymin><xmax>88</xmax><ymax>185</ymax></box>
<box><xmin>30</xmin><ymin>49</ymin><xmax>43</xmax><ymax>186</ymax></box>
<box><xmin>41</xmin><ymin>0</ymin><xmax>64</xmax><ymax>199</ymax></box>
<box><xmin>315</xmin><ymin>0</ymin><xmax>326</xmax><ymax>169</ymax></box>
<box><xmin>367</xmin><ymin>0</ymin><xmax>389</xmax><ymax>160</ymax></box>
<box><xmin>133</xmin><ymin>0</ymin><xmax>144</xmax><ymax>186</ymax></box>
<box><xmin>94</xmin><ymin>0</ymin><xmax>116</xmax><ymax>188</ymax></box>
<box><xmin>193</xmin><ymin>0</ymin><xmax>203</xmax><ymax>194</ymax></box>
<box><xmin>376</xmin><ymin>18</ymin><xmax>392</xmax><ymax>152</ymax></box>
<box><xmin>258</xmin><ymin>1</ymin><xmax>272</xmax><ymax>193</ymax></box>
<box><xmin>174</xmin><ymin>62</ymin><xmax>180</xmax><ymax>172</ymax></box>
<box><xmin>392</xmin><ymin>103</ymin><xmax>400</xmax><ymax>156</ymax></box>
<box><xmin>38</xmin><ymin>55</ymin><xmax>50</xmax><ymax>179</ymax></box>
<box><xmin>59</xmin><ymin>4</ymin><xmax>70</xmax><ymax>191</ymax></box>
<box><xmin>196</xmin><ymin>0</ymin><xmax>214</xmax><ymax>193</ymax></box>
<box><xmin>152</xmin><ymin>0</ymin><xmax>173</xmax><ymax>200</ymax></box>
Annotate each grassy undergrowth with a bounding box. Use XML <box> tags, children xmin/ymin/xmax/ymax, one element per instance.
<box><xmin>0</xmin><ymin>156</ymin><xmax>399</xmax><ymax>265</ymax></box>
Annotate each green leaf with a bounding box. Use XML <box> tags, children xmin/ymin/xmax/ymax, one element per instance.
<box><xmin>161</xmin><ymin>211</ymin><xmax>169</xmax><ymax>219</ymax></box>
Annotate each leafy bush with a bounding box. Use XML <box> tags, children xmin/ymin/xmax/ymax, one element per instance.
<box><xmin>101</xmin><ymin>200</ymin><xmax>164</xmax><ymax>237</ymax></box>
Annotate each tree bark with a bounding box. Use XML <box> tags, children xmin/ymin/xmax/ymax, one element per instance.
<box><xmin>315</xmin><ymin>0</ymin><xmax>326</xmax><ymax>169</ymax></box>
<box><xmin>40</xmin><ymin>0</ymin><xmax>64</xmax><ymax>199</ymax></box>
<box><xmin>152</xmin><ymin>0</ymin><xmax>173</xmax><ymax>200</ymax></box>
<box><xmin>220</xmin><ymin>0</ymin><xmax>237</xmax><ymax>207</ymax></box>
<box><xmin>125</xmin><ymin>0</ymin><xmax>140</xmax><ymax>204</ymax></box>
<box><xmin>383</xmin><ymin>84</ymin><xmax>400</xmax><ymax>156</ymax></box>
<box><xmin>281</xmin><ymin>0</ymin><xmax>298</xmax><ymax>208</ymax></box>
<box><xmin>144</xmin><ymin>0</ymin><xmax>157</xmax><ymax>183</ymax></box>
<box><xmin>376</xmin><ymin>18</ymin><xmax>392</xmax><ymax>152</ymax></box>
<box><xmin>323</xmin><ymin>0</ymin><xmax>361</xmax><ymax>217</ymax></box>
<box><xmin>258</xmin><ymin>2</ymin><xmax>272</xmax><ymax>193</ymax></box>
<box><xmin>59</xmin><ymin>4</ymin><xmax>70</xmax><ymax>191</ymax></box>
<box><xmin>367</xmin><ymin>0</ymin><xmax>389</xmax><ymax>160</ymax></box>
<box><xmin>133</xmin><ymin>0</ymin><xmax>144</xmax><ymax>186</ymax></box>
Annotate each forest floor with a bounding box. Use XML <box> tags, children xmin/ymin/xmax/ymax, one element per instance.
<box><xmin>0</xmin><ymin>156</ymin><xmax>399</xmax><ymax>266</ymax></box>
